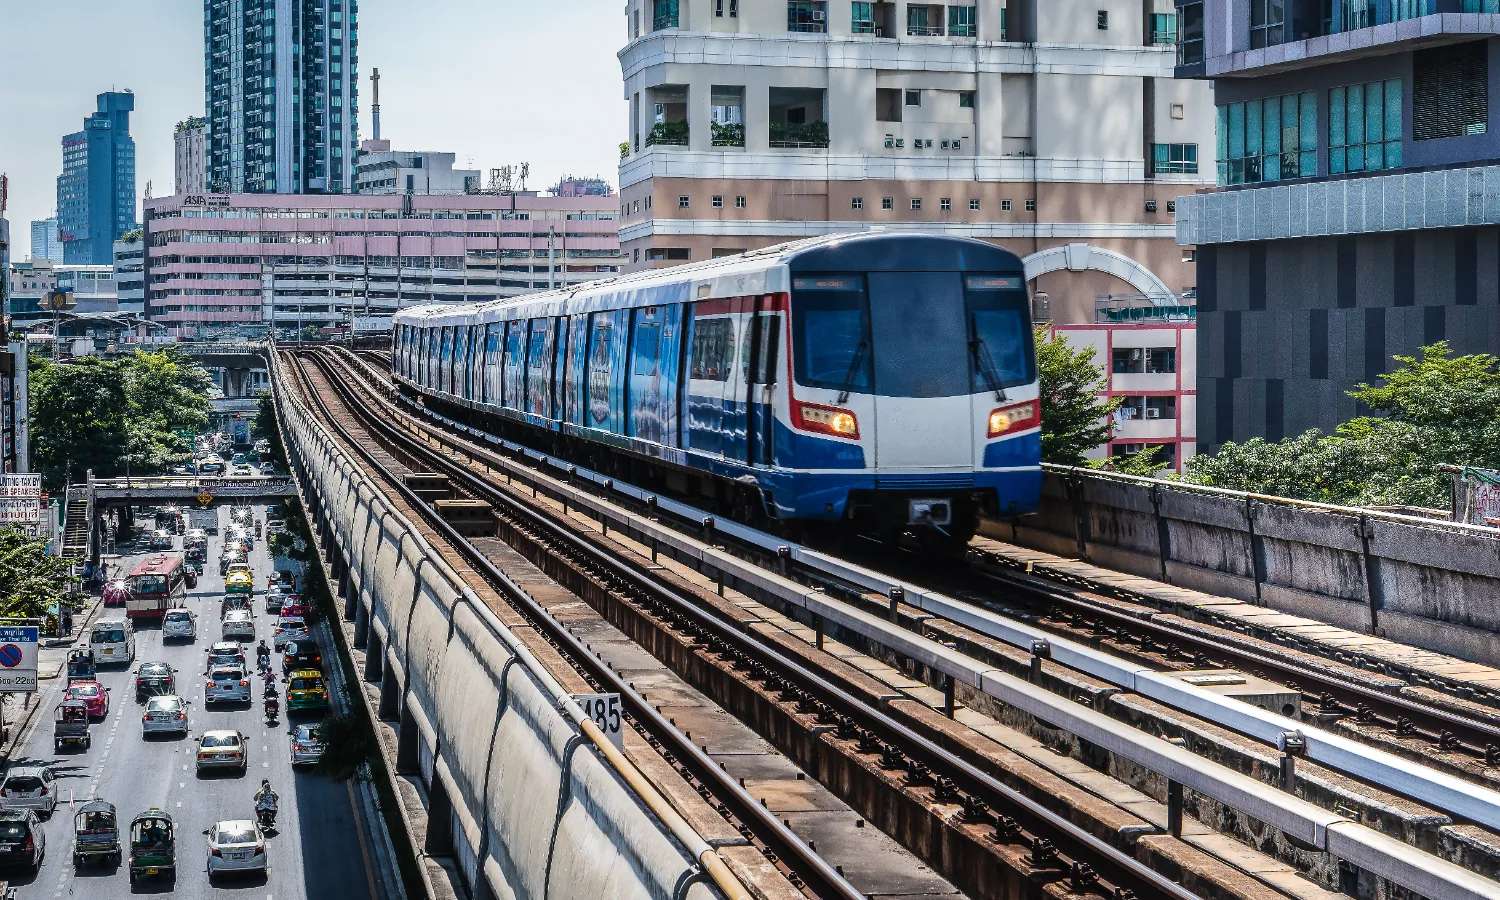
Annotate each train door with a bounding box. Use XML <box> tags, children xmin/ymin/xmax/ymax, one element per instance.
<box><xmin>503</xmin><ymin>321</ymin><xmax>525</xmax><ymax>410</ymax></box>
<box><xmin>468</xmin><ymin>325</ymin><xmax>484</xmax><ymax>402</ymax></box>
<box><xmin>551</xmin><ymin>317</ymin><xmax>569</xmax><ymax>421</ymax></box>
<box><xmin>743</xmin><ymin>295</ymin><xmax>781</xmax><ymax>467</ymax></box>
<box><xmin>718</xmin><ymin>299</ymin><xmax>751</xmax><ymax>462</ymax></box>
<box><xmin>684</xmin><ymin>302</ymin><xmax>731</xmax><ymax>457</ymax></box>
<box><xmin>628</xmin><ymin>306</ymin><xmax>665</xmax><ymax>442</ymax></box>
<box><xmin>483</xmin><ymin>323</ymin><xmax>503</xmax><ymax>406</ymax></box>
<box><xmin>865</xmin><ymin>271</ymin><xmax>973</xmax><ymax>471</ymax></box>
<box><xmin>564</xmin><ymin>313</ymin><xmax>589</xmax><ymax>425</ymax></box>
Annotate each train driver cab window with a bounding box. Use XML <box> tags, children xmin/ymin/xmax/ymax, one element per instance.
<box><xmin>791</xmin><ymin>276</ymin><xmax>872</xmax><ymax>393</ymax></box>
<box><xmin>965</xmin><ymin>275</ymin><xmax>1035</xmax><ymax>391</ymax></box>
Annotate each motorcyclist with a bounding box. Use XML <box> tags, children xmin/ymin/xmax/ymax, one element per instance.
<box><xmin>256</xmin><ymin>639</ymin><xmax>271</xmax><ymax>671</ymax></box>
<box><xmin>255</xmin><ymin>780</ymin><xmax>279</xmax><ymax>825</ymax></box>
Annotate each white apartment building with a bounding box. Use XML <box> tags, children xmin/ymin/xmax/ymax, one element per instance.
<box><xmin>113</xmin><ymin>237</ymin><xmax>145</xmax><ymax>316</ymax></box>
<box><xmin>354</xmin><ymin>140</ymin><xmax>481</xmax><ymax>195</ymax></box>
<box><xmin>618</xmin><ymin>0</ymin><xmax>1214</xmax><ymax>323</ymax></box>
<box><xmin>175</xmin><ymin>117</ymin><xmax>208</xmax><ymax>196</ymax></box>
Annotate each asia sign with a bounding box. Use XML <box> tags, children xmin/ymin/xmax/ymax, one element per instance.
<box><xmin>0</xmin><ymin>626</ymin><xmax>39</xmax><ymax>693</ymax></box>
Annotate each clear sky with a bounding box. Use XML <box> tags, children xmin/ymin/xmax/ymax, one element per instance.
<box><xmin>0</xmin><ymin>0</ymin><xmax>623</xmax><ymax>260</ymax></box>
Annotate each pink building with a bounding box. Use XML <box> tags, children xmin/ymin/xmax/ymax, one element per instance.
<box><xmin>1051</xmin><ymin>317</ymin><xmax>1197</xmax><ymax>474</ymax></box>
<box><xmin>142</xmin><ymin>192</ymin><xmax>622</xmax><ymax>337</ymax></box>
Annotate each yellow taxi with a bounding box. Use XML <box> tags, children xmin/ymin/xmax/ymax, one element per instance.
<box><xmin>224</xmin><ymin>564</ymin><xmax>254</xmax><ymax>595</ymax></box>
<box><xmin>285</xmin><ymin>669</ymin><xmax>330</xmax><ymax>713</ymax></box>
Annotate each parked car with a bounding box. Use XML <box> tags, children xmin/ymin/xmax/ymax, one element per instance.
<box><xmin>141</xmin><ymin>695</ymin><xmax>190</xmax><ymax>737</ymax></box>
<box><xmin>195</xmin><ymin>731</ymin><xmax>248</xmax><ymax>775</ymax></box>
<box><xmin>204</xmin><ymin>819</ymin><xmax>266</xmax><ymax>881</ymax></box>
<box><xmin>162</xmin><ymin>609</ymin><xmax>197</xmax><ymax>642</ymax></box>
<box><xmin>222</xmin><ymin>610</ymin><xmax>256</xmax><ymax>641</ymax></box>
<box><xmin>204</xmin><ymin>665</ymin><xmax>251</xmax><ymax>706</ymax></box>
<box><xmin>0</xmin><ymin>767</ymin><xmax>57</xmax><ymax>817</ymax></box>
<box><xmin>288</xmin><ymin>723</ymin><xmax>326</xmax><ymax>767</ymax></box>
<box><xmin>0</xmin><ymin>808</ymin><xmax>46</xmax><ymax>873</ymax></box>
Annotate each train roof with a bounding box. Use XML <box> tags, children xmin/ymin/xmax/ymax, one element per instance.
<box><xmin>394</xmin><ymin>231</ymin><xmax>1023</xmax><ymax>326</ymax></box>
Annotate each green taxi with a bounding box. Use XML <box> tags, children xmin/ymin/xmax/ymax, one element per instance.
<box><xmin>285</xmin><ymin>669</ymin><xmax>330</xmax><ymax>713</ymax></box>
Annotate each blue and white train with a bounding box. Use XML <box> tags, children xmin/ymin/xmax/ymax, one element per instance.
<box><xmin>391</xmin><ymin>232</ymin><xmax>1040</xmax><ymax>545</ymax></box>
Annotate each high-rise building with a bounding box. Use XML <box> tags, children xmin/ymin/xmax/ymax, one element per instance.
<box><xmin>175</xmin><ymin>117</ymin><xmax>208</xmax><ymax>196</ymax></box>
<box><xmin>1174</xmin><ymin>1</ymin><xmax>1500</xmax><ymax>449</ymax></box>
<box><xmin>204</xmin><ymin>0</ymin><xmax>361</xmax><ymax>194</ymax></box>
<box><xmin>30</xmin><ymin>218</ymin><xmax>63</xmax><ymax>263</ymax></box>
<box><xmin>113</xmin><ymin>234</ymin><xmax>145</xmax><ymax>316</ymax></box>
<box><xmin>617</xmin><ymin>0</ymin><xmax>1214</xmax><ymax>324</ymax></box>
<box><xmin>56</xmin><ymin>91</ymin><xmax>137</xmax><ymax>265</ymax></box>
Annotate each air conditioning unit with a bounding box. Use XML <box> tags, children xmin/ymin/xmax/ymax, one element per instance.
<box><xmin>1145</xmin><ymin>408</ymin><xmax>1161</xmax><ymax>419</ymax></box>
<box><xmin>895</xmin><ymin>138</ymin><xmax>905</xmax><ymax>148</ymax></box>
<box><xmin>884</xmin><ymin>135</ymin><xmax>895</xmax><ymax>148</ymax></box>
<box><xmin>812</xmin><ymin>9</ymin><xmax>825</xmax><ymax>20</ymax></box>
<box><xmin>1167</xmin><ymin>200</ymin><xmax>1177</xmax><ymax>213</ymax></box>
<box><xmin>1145</xmin><ymin>200</ymin><xmax>1158</xmax><ymax>213</ymax></box>
<box><xmin>941</xmin><ymin>139</ymin><xmax>951</xmax><ymax>150</ymax></box>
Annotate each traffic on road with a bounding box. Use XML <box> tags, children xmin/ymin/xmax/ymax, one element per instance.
<box><xmin>0</xmin><ymin>500</ymin><xmax>382</xmax><ymax>898</ymax></box>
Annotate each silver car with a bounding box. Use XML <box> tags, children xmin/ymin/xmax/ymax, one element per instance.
<box><xmin>222</xmin><ymin>610</ymin><xmax>256</xmax><ymax>642</ymax></box>
<box><xmin>141</xmin><ymin>695</ymin><xmax>190</xmax><ymax>737</ymax></box>
<box><xmin>205</xmin><ymin>664</ymin><xmax>251</xmax><ymax>705</ymax></box>
<box><xmin>196</xmin><ymin>731</ymin><xmax>248</xmax><ymax>775</ymax></box>
<box><xmin>273</xmin><ymin>616</ymin><xmax>309</xmax><ymax>650</ymax></box>
<box><xmin>288</xmin><ymin>723</ymin><xmax>326</xmax><ymax>767</ymax></box>
<box><xmin>0</xmin><ymin>767</ymin><xmax>56</xmax><ymax>817</ymax></box>
<box><xmin>205</xmin><ymin>819</ymin><xmax>266</xmax><ymax>880</ymax></box>
<box><xmin>162</xmin><ymin>608</ymin><xmax>197</xmax><ymax>642</ymax></box>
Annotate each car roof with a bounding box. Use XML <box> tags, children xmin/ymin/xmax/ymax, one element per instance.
<box><xmin>225</xmin><ymin>610</ymin><xmax>251</xmax><ymax>620</ymax></box>
<box><xmin>288</xmin><ymin>669</ymin><xmax>323</xmax><ymax>678</ymax></box>
<box><xmin>210</xmin><ymin>641</ymin><xmax>239</xmax><ymax>650</ymax></box>
<box><xmin>6</xmin><ymin>765</ymin><xmax>49</xmax><ymax>777</ymax></box>
<box><xmin>213</xmin><ymin>819</ymin><xmax>255</xmax><ymax>831</ymax></box>
<box><xmin>139</xmin><ymin>661</ymin><xmax>171</xmax><ymax>671</ymax></box>
<box><xmin>202</xmin><ymin>729</ymin><xmax>240</xmax><ymax>739</ymax></box>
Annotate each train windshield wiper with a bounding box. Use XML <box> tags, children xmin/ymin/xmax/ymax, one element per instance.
<box><xmin>836</xmin><ymin>338</ymin><xmax>870</xmax><ymax>404</ymax></box>
<box><xmin>970</xmin><ymin>330</ymin><xmax>1008</xmax><ymax>402</ymax></box>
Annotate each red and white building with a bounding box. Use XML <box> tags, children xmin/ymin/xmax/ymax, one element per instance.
<box><xmin>1052</xmin><ymin>314</ymin><xmax>1196</xmax><ymax>473</ymax></box>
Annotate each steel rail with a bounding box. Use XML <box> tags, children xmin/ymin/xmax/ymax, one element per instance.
<box><xmin>303</xmin><ymin>349</ymin><xmax>1201</xmax><ymax>900</ymax></box>
<box><xmin>285</xmin><ymin>351</ymin><xmax>862</xmax><ymax>900</ymax></box>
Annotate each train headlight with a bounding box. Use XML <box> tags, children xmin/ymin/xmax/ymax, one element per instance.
<box><xmin>794</xmin><ymin>401</ymin><xmax>861</xmax><ymax>440</ymax></box>
<box><xmin>987</xmin><ymin>401</ymin><xmax>1039</xmax><ymax>438</ymax></box>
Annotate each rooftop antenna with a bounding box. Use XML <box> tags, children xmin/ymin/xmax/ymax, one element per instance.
<box><xmin>371</xmin><ymin>68</ymin><xmax>382</xmax><ymax>141</ymax></box>
<box><xmin>519</xmin><ymin>162</ymin><xmax>530</xmax><ymax>192</ymax></box>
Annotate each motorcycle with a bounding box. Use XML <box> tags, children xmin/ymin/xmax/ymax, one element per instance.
<box><xmin>255</xmin><ymin>798</ymin><xmax>278</xmax><ymax>830</ymax></box>
<box><xmin>263</xmin><ymin>684</ymin><xmax>280</xmax><ymax>724</ymax></box>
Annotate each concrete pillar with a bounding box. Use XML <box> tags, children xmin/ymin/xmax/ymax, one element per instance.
<box><xmin>424</xmin><ymin>773</ymin><xmax>455</xmax><ymax>854</ymax></box>
<box><xmin>363</xmin><ymin>628</ymin><xmax>382</xmax><ymax>680</ymax></box>
<box><xmin>395</xmin><ymin>702</ymin><xmax>419</xmax><ymax>773</ymax></box>
<box><xmin>340</xmin><ymin>570</ymin><xmax>357</xmax><ymax>621</ymax></box>
<box><xmin>689</xmin><ymin>79</ymin><xmax>712</xmax><ymax>152</ymax></box>
<box><xmin>379</xmin><ymin>666</ymin><xmax>400</xmax><ymax>723</ymax></box>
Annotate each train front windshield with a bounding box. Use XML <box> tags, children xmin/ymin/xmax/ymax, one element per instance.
<box><xmin>791</xmin><ymin>273</ymin><xmax>1033</xmax><ymax>398</ymax></box>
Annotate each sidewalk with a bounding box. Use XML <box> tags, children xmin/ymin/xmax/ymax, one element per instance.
<box><xmin>0</xmin><ymin>579</ymin><xmax>110</xmax><ymax>764</ymax></box>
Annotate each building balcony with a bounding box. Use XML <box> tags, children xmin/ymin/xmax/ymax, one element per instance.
<box><xmin>646</xmin><ymin>121</ymin><xmax>689</xmax><ymax>147</ymax></box>
<box><xmin>710</xmin><ymin>122</ymin><xmax>745</xmax><ymax>147</ymax></box>
<box><xmin>1112</xmin><ymin>415</ymin><xmax>1179</xmax><ymax>441</ymax></box>
<box><xmin>768</xmin><ymin>121</ymin><xmax>829</xmax><ymax>149</ymax></box>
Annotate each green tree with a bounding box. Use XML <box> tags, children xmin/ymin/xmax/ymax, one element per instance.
<box><xmin>1035</xmin><ymin>328</ymin><xmax>1118</xmax><ymax>467</ymax></box>
<box><xmin>0</xmin><ymin>527</ymin><xmax>74</xmax><ymax>619</ymax></box>
<box><xmin>1185</xmin><ymin>342</ymin><xmax>1500</xmax><ymax>508</ymax></box>
<box><xmin>29</xmin><ymin>350</ymin><xmax>212</xmax><ymax>489</ymax></box>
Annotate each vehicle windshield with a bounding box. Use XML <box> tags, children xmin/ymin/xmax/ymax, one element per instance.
<box><xmin>130</xmin><ymin>574</ymin><xmax>169</xmax><ymax>595</ymax></box>
<box><xmin>202</xmin><ymin>734</ymin><xmax>239</xmax><ymax>748</ymax></box>
<box><xmin>4</xmin><ymin>777</ymin><xmax>42</xmax><ymax>792</ymax></box>
<box><xmin>215</xmin><ymin>824</ymin><xmax>255</xmax><ymax>844</ymax></box>
<box><xmin>295</xmin><ymin>725</ymin><xmax>322</xmax><ymax>742</ymax></box>
<box><xmin>0</xmin><ymin>823</ymin><xmax>27</xmax><ymax>839</ymax></box>
<box><xmin>92</xmin><ymin>628</ymin><xmax>125</xmax><ymax>643</ymax></box>
<box><xmin>145</xmin><ymin>698</ymin><xmax>180</xmax><ymax>712</ymax></box>
<box><xmin>791</xmin><ymin>271</ymin><xmax>1034</xmax><ymax>398</ymax></box>
<box><xmin>69</xmin><ymin>684</ymin><xmax>99</xmax><ymax>698</ymax></box>
<box><xmin>290</xmin><ymin>677</ymin><xmax>323</xmax><ymax>691</ymax></box>
<box><xmin>211</xmin><ymin>669</ymin><xmax>243</xmax><ymax>681</ymax></box>
<box><xmin>141</xmin><ymin>665</ymin><xmax>169</xmax><ymax>677</ymax></box>
<box><xmin>164</xmin><ymin>611</ymin><xmax>190</xmax><ymax>623</ymax></box>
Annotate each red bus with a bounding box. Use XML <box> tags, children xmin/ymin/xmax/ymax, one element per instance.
<box><xmin>125</xmin><ymin>554</ymin><xmax>192</xmax><ymax>620</ymax></box>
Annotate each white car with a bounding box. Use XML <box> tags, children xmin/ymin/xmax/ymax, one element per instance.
<box><xmin>205</xmin><ymin>664</ymin><xmax>251</xmax><ymax>705</ymax></box>
<box><xmin>206</xmin><ymin>641</ymin><xmax>245</xmax><ymax>669</ymax></box>
<box><xmin>205</xmin><ymin>819</ymin><xmax>266</xmax><ymax>881</ymax></box>
<box><xmin>196</xmin><ymin>731</ymin><xmax>249</xmax><ymax>775</ymax></box>
<box><xmin>162</xmin><ymin>608</ymin><xmax>198</xmax><ymax>642</ymax></box>
<box><xmin>273</xmin><ymin>616</ymin><xmax>309</xmax><ymax>650</ymax></box>
<box><xmin>141</xmin><ymin>695</ymin><xmax>190</xmax><ymax>737</ymax></box>
<box><xmin>222</xmin><ymin>610</ymin><xmax>256</xmax><ymax>641</ymax></box>
<box><xmin>0</xmin><ymin>767</ymin><xmax>56</xmax><ymax>817</ymax></box>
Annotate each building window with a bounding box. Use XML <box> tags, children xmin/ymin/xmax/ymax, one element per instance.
<box><xmin>1249</xmin><ymin>0</ymin><xmax>1283</xmax><ymax>49</ymax></box>
<box><xmin>852</xmin><ymin>196</ymin><xmax>864</xmax><ymax>210</ymax></box>
<box><xmin>1330</xmin><ymin>80</ymin><xmax>1402</xmax><ymax>173</ymax></box>
<box><xmin>730</xmin><ymin>0</ymin><xmax>738</xmax><ymax>15</ymax></box>
<box><xmin>851</xmin><ymin>1</ymin><xmax>876</xmax><ymax>33</ymax></box>
<box><xmin>907</xmin><ymin>4</ymin><xmax>943</xmax><ymax>35</ymax></box>
<box><xmin>1116</xmin><ymin>396</ymin><xmax>1178</xmax><ymax>421</ymax></box>
<box><xmin>653</xmin><ymin>0</ymin><xmax>680</xmax><ymax>30</ymax></box>
<box><xmin>959</xmin><ymin>90</ymin><xmax>975</xmax><ymax>109</ymax></box>
<box><xmin>1112</xmin><ymin>347</ymin><xmax>1177</xmax><ymax>374</ymax></box>
<box><xmin>646</xmin><ymin>247</ymin><xmax>692</xmax><ymax>261</ymax></box>
<box><xmin>1414</xmin><ymin>42</ymin><xmax>1488</xmax><ymax>141</ymax></box>
<box><xmin>1001</xmin><ymin>199</ymin><xmax>1012</xmax><ymax>211</ymax></box>
<box><xmin>881</xmin><ymin>196</ymin><xmax>894</xmax><ymax>210</ymax></box>
<box><xmin>1025</xmin><ymin>199</ymin><xmax>1036</xmax><ymax>211</ymax></box>
<box><xmin>969</xmin><ymin>198</ymin><xmax>981</xmax><ymax>211</ymax></box>
<box><xmin>911</xmin><ymin>198</ymin><xmax>922</xmax><ymax>210</ymax></box>
<box><xmin>646</xmin><ymin>196</ymin><xmax>653</xmax><ymax>209</ymax></box>
<box><xmin>1217</xmin><ymin>91</ymin><xmax>1317</xmax><ymax>185</ymax></box>
<box><xmin>948</xmin><ymin>5</ymin><xmax>976</xmax><ymax>37</ymax></box>
<box><xmin>905</xmin><ymin>89</ymin><xmax>921</xmax><ymax>107</ymax></box>
<box><xmin>735</xmin><ymin>195</ymin><xmax>746</xmax><ymax>208</ymax></box>
<box><xmin>1150</xmin><ymin>12</ymin><xmax>1177</xmax><ymax>45</ymax></box>
<box><xmin>1152</xmin><ymin>143</ymin><xmax>1199</xmax><ymax>174</ymax></box>
<box><xmin>1182</xmin><ymin>248</ymin><xmax>1197</xmax><ymax>262</ymax></box>
<box><xmin>1097</xmin><ymin>10</ymin><xmax>1109</xmax><ymax>29</ymax></box>
<box><xmin>678</xmin><ymin>195</ymin><xmax>690</xmax><ymax>208</ymax></box>
<box><xmin>940</xmin><ymin>197</ymin><xmax>951</xmax><ymax>211</ymax></box>
<box><xmin>1178</xmin><ymin>1</ymin><xmax>1203</xmax><ymax>65</ymax></box>
<box><xmin>712</xmin><ymin>195</ymin><xmax>724</xmax><ymax>208</ymax></box>
<box><xmin>787</xmin><ymin>0</ymin><xmax>827</xmax><ymax>32</ymax></box>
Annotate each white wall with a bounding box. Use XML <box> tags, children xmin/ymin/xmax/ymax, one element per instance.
<box><xmin>1035</xmin><ymin>73</ymin><xmax>1142</xmax><ymax>161</ymax></box>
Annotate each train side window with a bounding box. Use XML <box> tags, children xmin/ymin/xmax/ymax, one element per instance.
<box><xmin>690</xmin><ymin>318</ymin><xmax>732</xmax><ymax>381</ymax></box>
<box><xmin>743</xmin><ymin>313</ymin><xmax>779</xmax><ymax>385</ymax></box>
<box><xmin>587</xmin><ymin>315</ymin><xmax>616</xmax><ymax>427</ymax></box>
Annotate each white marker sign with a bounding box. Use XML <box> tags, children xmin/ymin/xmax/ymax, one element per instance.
<box><xmin>572</xmin><ymin>692</ymin><xmax>624</xmax><ymax>750</ymax></box>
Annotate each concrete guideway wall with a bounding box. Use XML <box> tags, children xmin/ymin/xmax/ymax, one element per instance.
<box><xmin>273</xmin><ymin>370</ymin><xmax>721</xmax><ymax>900</ymax></box>
<box><xmin>1016</xmin><ymin>465</ymin><xmax>1500</xmax><ymax>666</ymax></box>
